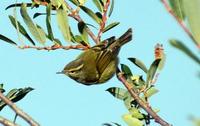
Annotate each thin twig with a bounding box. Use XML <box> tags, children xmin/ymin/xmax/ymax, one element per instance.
<box><xmin>117</xmin><ymin>72</ymin><xmax>172</xmax><ymax>126</ymax></box>
<box><xmin>64</xmin><ymin>1</ymin><xmax>99</xmax><ymax>44</ymax></box>
<box><xmin>160</xmin><ymin>0</ymin><xmax>200</xmax><ymax>49</ymax></box>
<box><xmin>0</xmin><ymin>92</ymin><xmax>40</xmax><ymax>126</ymax></box>
<box><xmin>97</xmin><ymin>0</ymin><xmax>111</xmax><ymax>42</ymax></box>
<box><xmin>17</xmin><ymin>44</ymin><xmax>89</xmax><ymax>51</ymax></box>
<box><xmin>0</xmin><ymin>116</ymin><xmax>19</xmax><ymax>126</ymax></box>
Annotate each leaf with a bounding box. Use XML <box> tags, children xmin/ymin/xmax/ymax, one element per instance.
<box><xmin>69</xmin><ymin>0</ymin><xmax>79</xmax><ymax>6</ymax></box>
<box><xmin>51</xmin><ymin>0</ymin><xmax>66</xmax><ymax>9</ymax></box>
<box><xmin>121</xmin><ymin>64</ymin><xmax>132</xmax><ymax>77</ymax></box>
<box><xmin>20</xmin><ymin>3</ymin><xmax>46</xmax><ymax>44</ymax></box>
<box><xmin>5</xmin><ymin>3</ymin><xmax>32</xmax><ymax>10</ymax></box>
<box><xmin>128</xmin><ymin>58</ymin><xmax>148</xmax><ymax>73</ymax></box>
<box><xmin>122</xmin><ymin>114</ymin><xmax>144</xmax><ymax>126</ymax></box>
<box><xmin>92</xmin><ymin>0</ymin><xmax>103</xmax><ymax>12</ymax></box>
<box><xmin>0</xmin><ymin>84</ymin><xmax>5</xmax><ymax>93</ymax></box>
<box><xmin>146</xmin><ymin>59</ymin><xmax>161</xmax><ymax>85</ymax></box>
<box><xmin>102</xmin><ymin>122</ymin><xmax>121</xmax><ymax>126</ymax></box>
<box><xmin>11</xmin><ymin>87</ymin><xmax>34</xmax><ymax>102</ymax></box>
<box><xmin>106</xmin><ymin>87</ymin><xmax>127</xmax><ymax>100</ymax></box>
<box><xmin>182</xmin><ymin>0</ymin><xmax>200</xmax><ymax>45</ymax></box>
<box><xmin>129</xmin><ymin>108</ymin><xmax>144</xmax><ymax>119</ymax></box>
<box><xmin>0</xmin><ymin>87</ymin><xmax>33</xmax><ymax>111</ymax></box>
<box><xmin>142</xmin><ymin>87</ymin><xmax>159</xmax><ymax>99</ymax></box>
<box><xmin>78</xmin><ymin>22</ymin><xmax>89</xmax><ymax>44</ymax></box>
<box><xmin>107</xmin><ymin>87</ymin><xmax>134</xmax><ymax>110</ymax></box>
<box><xmin>103</xmin><ymin>22</ymin><xmax>120</xmax><ymax>33</ymax></box>
<box><xmin>9</xmin><ymin>15</ymin><xmax>35</xmax><ymax>45</ymax></box>
<box><xmin>46</xmin><ymin>4</ymin><xmax>54</xmax><ymax>41</ymax></box>
<box><xmin>79</xmin><ymin>5</ymin><xmax>102</xmax><ymax>24</ymax></box>
<box><xmin>56</xmin><ymin>7</ymin><xmax>71</xmax><ymax>42</ymax></box>
<box><xmin>109</xmin><ymin>0</ymin><xmax>114</xmax><ymax>17</ymax></box>
<box><xmin>0</xmin><ymin>34</ymin><xmax>17</xmax><ymax>45</ymax></box>
<box><xmin>170</xmin><ymin>39</ymin><xmax>200</xmax><ymax>65</ymax></box>
<box><xmin>168</xmin><ymin>0</ymin><xmax>185</xmax><ymax>20</ymax></box>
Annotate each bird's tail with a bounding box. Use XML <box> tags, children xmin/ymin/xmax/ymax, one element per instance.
<box><xmin>108</xmin><ymin>28</ymin><xmax>132</xmax><ymax>51</ymax></box>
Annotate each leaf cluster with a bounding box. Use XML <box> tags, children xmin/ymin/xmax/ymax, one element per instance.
<box><xmin>0</xmin><ymin>84</ymin><xmax>33</xmax><ymax>111</ymax></box>
<box><xmin>0</xmin><ymin>0</ymin><xmax>119</xmax><ymax>48</ymax></box>
<box><xmin>107</xmin><ymin>44</ymin><xmax>165</xmax><ymax>126</ymax></box>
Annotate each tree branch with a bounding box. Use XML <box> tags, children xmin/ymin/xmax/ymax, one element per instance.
<box><xmin>97</xmin><ymin>0</ymin><xmax>111</xmax><ymax>41</ymax></box>
<box><xmin>160</xmin><ymin>0</ymin><xmax>200</xmax><ymax>49</ymax></box>
<box><xmin>0</xmin><ymin>116</ymin><xmax>19</xmax><ymax>126</ymax></box>
<box><xmin>117</xmin><ymin>72</ymin><xmax>172</xmax><ymax>126</ymax></box>
<box><xmin>64</xmin><ymin>1</ymin><xmax>99</xmax><ymax>44</ymax></box>
<box><xmin>17</xmin><ymin>44</ymin><xmax>89</xmax><ymax>51</ymax></box>
<box><xmin>0</xmin><ymin>92</ymin><xmax>40</xmax><ymax>126</ymax></box>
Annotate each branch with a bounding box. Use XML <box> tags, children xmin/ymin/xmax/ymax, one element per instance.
<box><xmin>97</xmin><ymin>0</ymin><xmax>111</xmax><ymax>41</ymax></box>
<box><xmin>64</xmin><ymin>1</ymin><xmax>99</xmax><ymax>44</ymax></box>
<box><xmin>117</xmin><ymin>72</ymin><xmax>172</xmax><ymax>126</ymax></box>
<box><xmin>17</xmin><ymin>44</ymin><xmax>89</xmax><ymax>51</ymax></box>
<box><xmin>0</xmin><ymin>92</ymin><xmax>40</xmax><ymax>126</ymax></box>
<box><xmin>160</xmin><ymin>0</ymin><xmax>200</xmax><ymax>49</ymax></box>
<box><xmin>0</xmin><ymin>116</ymin><xmax>19</xmax><ymax>126</ymax></box>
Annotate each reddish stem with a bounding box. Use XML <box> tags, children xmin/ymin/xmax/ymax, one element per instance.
<box><xmin>18</xmin><ymin>44</ymin><xmax>90</xmax><ymax>51</ymax></box>
<box><xmin>97</xmin><ymin>0</ymin><xmax>111</xmax><ymax>42</ymax></box>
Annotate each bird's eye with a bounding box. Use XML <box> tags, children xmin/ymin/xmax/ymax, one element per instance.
<box><xmin>69</xmin><ymin>70</ymin><xmax>76</xmax><ymax>74</ymax></box>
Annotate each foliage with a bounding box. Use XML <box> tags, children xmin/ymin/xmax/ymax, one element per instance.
<box><xmin>0</xmin><ymin>83</ymin><xmax>33</xmax><ymax>111</ymax></box>
<box><xmin>167</xmin><ymin>0</ymin><xmax>200</xmax><ymax>66</ymax></box>
<box><xmin>107</xmin><ymin>44</ymin><xmax>165</xmax><ymax>126</ymax></box>
<box><xmin>0</xmin><ymin>0</ymin><xmax>119</xmax><ymax>48</ymax></box>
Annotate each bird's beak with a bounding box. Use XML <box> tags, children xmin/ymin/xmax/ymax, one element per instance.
<box><xmin>56</xmin><ymin>71</ymin><xmax>64</xmax><ymax>74</ymax></box>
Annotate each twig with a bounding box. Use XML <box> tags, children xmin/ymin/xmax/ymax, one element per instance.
<box><xmin>160</xmin><ymin>0</ymin><xmax>200</xmax><ymax>49</ymax></box>
<box><xmin>0</xmin><ymin>116</ymin><xmax>19</xmax><ymax>126</ymax></box>
<box><xmin>97</xmin><ymin>0</ymin><xmax>111</xmax><ymax>42</ymax></box>
<box><xmin>0</xmin><ymin>92</ymin><xmax>40</xmax><ymax>126</ymax></box>
<box><xmin>117</xmin><ymin>72</ymin><xmax>172</xmax><ymax>126</ymax></box>
<box><xmin>64</xmin><ymin>1</ymin><xmax>99</xmax><ymax>44</ymax></box>
<box><xmin>17</xmin><ymin>44</ymin><xmax>89</xmax><ymax>51</ymax></box>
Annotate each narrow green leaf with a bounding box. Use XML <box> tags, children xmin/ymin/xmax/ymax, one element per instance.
<box><xmin>106</xmin><ymin>87</ymin><xmax>127</xmax><ymax>100</ymax></box>
<box><xmin>80</xmin><ymin>5</ymin><xmax>102</xmax><ymax>24</ymax></box>
<box><xmin>56</xmin><ymin>7</ymin><xmax>71</xmax><ymax>42</ymax></box>
<box><xmin>169</xmin><ymin>0</ymin><xmax>185</xmax><ymax>20</ymax></box>
<box><xmin>170</xmin><ymin>39</ymin><xmax>200</xmax><ymax>65</ymax></box>
<box><xmin>146</xmin><ymin>59</ymin><xmax>161</xmax><ymax>85</ymax></box>
<box><xmin>182</xmin><ymin>0</ymin><xmax>200</xmax><ymax>45</ymax></box>
<box><xmin>0</xmin><ymin>84</ymin><xmax>5</xmax><ymax>93</ymax></box>
<box><xmin>92</xmin><ymin>0</ymin><xmax>103</xmax><ymax>12</ymax></box>
<box><xmin>20</xmin><ymin>3</ymin><xmax>46</xmax><ymax>44</ymax></box>
<box><xmin>78</xmin><ymin>22</ymin><xmax>89</xmax><ymax>44</ymax></box>
<box><xmin>142</xmin><ymin>87</ymin><xmax>159</xmax><ymax>99</ymax></box>
<box><xmin>5</xmin><ymin>3</ymin><xmax>32</xmax><ymax>10</ymax></box>
<box><xmin>128</xmin><ymin>58</ymin><xmax>148</xmax><ymax>73</ymax></box>
<box><xmin>46</xmin><ymin>4</ymin><xmax>54</xmax><ymax>41</ymax></box>
<box><xmin>108</xmin><ymin>0</ymin><xmax>114</xmax><ymax>17</ymax></box>
<box><xmin>69</xmin><ymin>0</ymin><xmax>79</xmax><ymax>6</ymax></box>
<box><xmin>0</xmin><ymin>34</ymin><xmax>17</xmax><ymax>45</ymax></box>
<box><xmin>9</xmin><ymin>15</ymin><xmax>35</xmax><ymax>45</ymax></box>
<box><xmin>11</xmin><ymin>87</ymin><xmax>34</xmax><ymax>102</ymax></box>
<box><xmin>103</xmin><ymin>22</ymin><xmax>120</xmax><ymax>33</ymax></box>
<box><xmin>121</xmin><ymin>64</ymin><xmax>132</xmax><ymax>77</ymax></box>
<box><xmin>0</xmin><ymin>87</ymin><xmax>33</xmax><ymax>111</ymax></box>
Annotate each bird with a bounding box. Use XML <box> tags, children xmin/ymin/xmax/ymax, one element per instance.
<box><xmin>57</xmin><ymin>28</ymin><xmax>132</xmax><ymax>85</ymax></box>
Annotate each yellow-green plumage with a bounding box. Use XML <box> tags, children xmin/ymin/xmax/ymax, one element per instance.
<box><xmin>61</xmin><ymin>28</ymin><xmax>132</xmax><ymax>85</ymax></box>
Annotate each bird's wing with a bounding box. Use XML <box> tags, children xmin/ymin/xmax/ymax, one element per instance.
<box><xmin>96</xmin><ymin>49</ymin><xmax>114</xmax><ymax>75</ymax></box>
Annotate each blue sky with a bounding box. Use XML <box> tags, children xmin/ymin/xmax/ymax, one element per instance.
<box><xmin>0</xmin><ymin>0</ymin><xmax>200</xmax><ymax>126</ymax></box>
